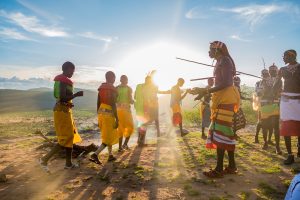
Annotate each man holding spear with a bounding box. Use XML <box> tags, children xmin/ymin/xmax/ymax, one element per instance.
<box><xmin>189</xmin><ymin>41</ymin><xmax>240</xmax><ymax>178</ymax></box>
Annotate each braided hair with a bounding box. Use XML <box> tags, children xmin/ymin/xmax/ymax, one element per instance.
<box><xmin>210</xmin><ymin>41</ymin><xmax>236</xmax><ymax>76</ymax></box>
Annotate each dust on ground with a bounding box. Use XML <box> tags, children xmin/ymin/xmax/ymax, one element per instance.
<box><xmin>0</xmin><ymin>115</ymin><xmax>299</xmax><ymax>200</ymax></box>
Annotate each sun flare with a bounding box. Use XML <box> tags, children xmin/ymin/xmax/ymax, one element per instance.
<box><xmin>117</xmin><ymin>40</ymin><xmax>212</xmax><ymax>90</ymax></box>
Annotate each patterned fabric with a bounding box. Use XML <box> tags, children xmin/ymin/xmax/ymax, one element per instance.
<box><xmin>206</xmin><ymin>86</ymin><xmax>240</xmax><ymax>151</ymax></box>
<box><xmin>233</xmin><ymin>108</ymin><xmax>246</xmax><ymax>132</ymax></box>
<box><xmin>206</xmin><ymin>104</ymin><xmax>237</xmax><ymax>151</ymax></box>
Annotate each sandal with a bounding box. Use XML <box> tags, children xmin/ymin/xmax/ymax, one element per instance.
<box><xmin>203</xmin><ymin>169</ymin><xmax>224</xmax><ymax>178</ymax></box>
<box><xmin>89</xmin><ymin>153</ymin><xmax>102</xmax><ymax>165</ymax></box>
<box><xmin>223</xmin><ymin>167</ymin><xmax>238</xmax><ymax>174</ymax></box>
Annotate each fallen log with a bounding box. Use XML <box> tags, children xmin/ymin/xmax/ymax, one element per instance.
<box><xmin>35</xmin><ymin>130</ymin><xmax>99</xmax><ymax>158</ymax></box>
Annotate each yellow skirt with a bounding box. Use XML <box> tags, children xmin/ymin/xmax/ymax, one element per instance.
<box><xmin>53</xmin><ymin>104</ymin><xmax>82</xmax><ymax>148</ymax></box>
<box><xmin>98</xmin><ymin>104</ymin><xmax>119</xmax><ymax>145</ymax></box>
<box><xmin>117</xmin><ymin>107</ymin><xmax>134</xmax><ymax>138</ymax></box>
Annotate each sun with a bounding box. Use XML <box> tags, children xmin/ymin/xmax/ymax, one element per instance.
<box><xmin>117</xmin><ymin>40</ymin><xmax>211</xmax><ymax>90</ymax></box>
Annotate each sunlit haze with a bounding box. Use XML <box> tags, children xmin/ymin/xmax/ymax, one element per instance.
<box><xmin>0</xmin><ymin>0</ymin><xmax>299</xmax><ymax>90</ymax></box>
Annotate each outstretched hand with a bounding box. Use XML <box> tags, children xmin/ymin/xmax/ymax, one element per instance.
<box><xmin>189</xmin><ymin>87</ymin><xmax>208</xmax><ymax>101</ymax></box>
<box><xmin>186</xmin><ymin>88</ymin><xmax>192</xmax><ymax>93</ymax></box>
<box><xmin>74</xmin><ymin>91</ymin><xmax>84</xmax><ymax>97</ymax></box>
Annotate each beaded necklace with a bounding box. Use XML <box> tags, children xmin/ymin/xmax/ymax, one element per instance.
<box><xmin>286</xmin><ymin>63</ymin><xmax>299</xmax><ymax>75</ymax></box>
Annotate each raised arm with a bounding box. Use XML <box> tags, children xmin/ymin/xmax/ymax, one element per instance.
<box><xmin>158</xmin><ymin>90</ymin><xmax>171</xmax><ymax>94</ymax></box>
<box><xmin>180</xmin><ymin>89</ymin><xmax>190</xmax><ymax>100</ymax></box>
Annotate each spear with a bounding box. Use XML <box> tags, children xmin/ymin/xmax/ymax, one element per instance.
<box><xmin>262</xmin><ymin>57</ymin><xmax>266</xmax><ymax>69</ymax></box>
<box><xmin>190</xmin><ymin>76</ymin><xmax>215</xmax><ymax>81</ymax></box>
<box><xmin>176</xmin><ymin>57</ymin><xmax>262</xmax><ymax>79</ymax></box>
<box><xmin>190</xmin><ymin>73</ymin><xmax>242</xmax><ymax>81</ymax></box>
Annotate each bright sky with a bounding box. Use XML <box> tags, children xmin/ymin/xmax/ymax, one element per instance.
<box><xmin>0</xmin><ymin>0</ymin><xmax>300</xmax><ymax>90</ymax></box>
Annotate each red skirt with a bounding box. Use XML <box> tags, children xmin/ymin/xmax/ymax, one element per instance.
<box><xmin>172</xmin><ymin>113</ymin><xmax>182</xmax><ymax>125</ymax></box>
<box><xmin>280</xmin><ymin>120</ymin><xmax>300</xmax><ymax>136</ymax></box>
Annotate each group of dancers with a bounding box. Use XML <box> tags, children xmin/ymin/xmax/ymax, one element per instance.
<box><xmin>253</xmin><ymin>49</ymin><xmax>300</xmax><ymax>165</ymax></box>
<box><xmin>39</xmin><ymin>41</ymin><xmax>300</xmax><ymax>179</ymax></box>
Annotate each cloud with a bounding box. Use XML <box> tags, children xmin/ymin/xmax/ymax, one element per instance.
<box><xmin>78</xmin><ymin>32</ymin><xmax>117</xmax><ymax>43</ymax></box>
<box><xmin>0</xmin><ymin>64</ymin><xmax>112</xmax><ymax>89</ymax></box>
<box><xmin>17</xmin><ymin>0</ymin><xmax>63</xmax><ymax>22</ymax></box>
<box><xmin>0</xmin><ymin>76</ymin><xmax>52</xmax><ymax>90</ymax></box>
<box><xmin>0</xmin><ymin>27</ymin><xmax>32</xmax><ymax>41</ymax></box>
<box><xmin>185</xmin><ymin>7</ymin><xmax>208</xmax><ymax>19</ymax></box>
<box><xmin>0</xmin><ymin>76</ymin><xmax>104</xmax><ymax>90</ymax></box>
<box><xmin>269</xmin><ymin>35</ymin><xmax>275</xmax><ymax>39</ymax></box>
<box><xmin>78</xmin><ymin>31</ymin><xmax>118</xmax><ymax>52</ymax></box>
<box><xmin>229</xmin><ymin>34</ymin><xmax>251</xmax><ymax>42</ymax></box>
<box><xmin>0</xmin><ymin>10</ymin><xmax>68</xmax><ymax>37</ymax></box>
<box><xmin>215</xmin><ymin>3</ymin><xmax>299</xmax><ymax>30</ymax></box>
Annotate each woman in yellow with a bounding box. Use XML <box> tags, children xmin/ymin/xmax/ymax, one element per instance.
<box><xmin>39</xmin><ymin>61</ymin><xmax>83</xmax><ymax>172</ymax></box>
<box><xmin>191</xmin><ymin>41</ymin><xmax>240</xmax><ymax>178</ymax></box>
<box><xmin>116</xmin><ymin>75</ymin><xmax>134</xmax><ymax>152</ymax></box>
<box><xmin>89</xmin><ymin>71</ymin><xmax>119</xmax><ymax>164</ymax></box>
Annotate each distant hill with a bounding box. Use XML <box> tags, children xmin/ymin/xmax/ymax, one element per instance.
<box><xmin>0</xmin><ymin>87</ymin><xmax>194</xmax><ymax>114</ymax></box>
<box><xmin>0</xmin><ymin>88</ymin><xmax>97</xmax><ymax>113</ymax></box>
<box><xmin>0</xmin><ymin>85</ymin><xmax>255</xmax><ymax>114</ymax></box>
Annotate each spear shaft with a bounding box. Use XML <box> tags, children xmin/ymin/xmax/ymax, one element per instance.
<box><xmin>190</xmin><ymin>77</ymin><xmax>215</xmax><ymax>81</ymax></box>
<box><xmin>176</xmin><ymin>57</ymin><xmax>262</xmax><ymax>79</ymax></box>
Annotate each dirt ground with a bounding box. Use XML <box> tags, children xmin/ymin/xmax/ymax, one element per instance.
<box><xmin>0</xmin><ymin>116</ymin><xmax>299</xmax><ymax>200</ymax></box>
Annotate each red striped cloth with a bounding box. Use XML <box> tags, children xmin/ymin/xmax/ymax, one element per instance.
<box><xmin>206</xmin><ymin>103</ymin><xmax>236</xmax><ymax>151</ymax></box>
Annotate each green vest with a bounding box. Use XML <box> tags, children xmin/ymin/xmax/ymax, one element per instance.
<box><xmin>54</xmin><ymin>81</ymin><xmax>73</xmax><ymax>101</ymax></box>
<box><xmin>117</xmin><ymin>86</ymin><xmax>130</xmax><ymax>104</ymax></box>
